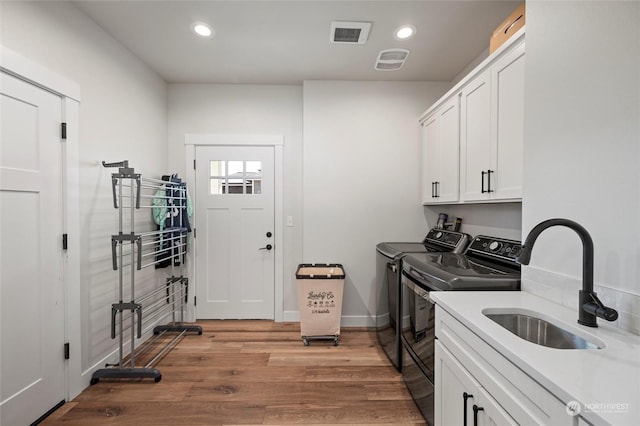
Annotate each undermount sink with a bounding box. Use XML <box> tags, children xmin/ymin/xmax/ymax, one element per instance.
<box><xmin>483</xmin><ymin>308</ymin><xmax>605</xmax><ymax>350</ymax></box>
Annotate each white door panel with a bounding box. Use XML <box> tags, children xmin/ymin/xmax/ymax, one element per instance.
<box><xmin>195</xmin><ymin>145</ymin><xmax>275</xmax><ymax>319</ymax></box>
<box><xmin>1</xmin><ymin>72</ymin><xmax>65</xmax><ymax>426</ymax></box>
<box><xmin>460</xmin><ymin>70</ymin><xmax>492</xmax><ymax>201</ymax></box>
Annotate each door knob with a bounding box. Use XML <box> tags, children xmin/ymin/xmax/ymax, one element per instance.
<box><xmin>259</xmin><ymin>244</ymin><xmax>273</xmax><ymax>251</ymax></box>
<box><xmin>266</xmin><ymin>232</ymin><xmax>272</xmax><ymax>238</ymax></box>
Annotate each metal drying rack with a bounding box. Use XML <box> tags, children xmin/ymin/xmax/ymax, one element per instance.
<box><xmin>90</xmin><ymin>161</ymin><xmax>201</xmax><ymax>385</ymax></box>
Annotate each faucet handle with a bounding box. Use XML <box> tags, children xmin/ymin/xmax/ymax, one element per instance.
<box><xmin>583</xmin><ymin>292</ymin><xmax>619</xmax><ymax>323</ymax></box>
<box><xmin>588</xmin><ymin>292</ymin><xmax>605</xmax><ymax>308</ymax></box>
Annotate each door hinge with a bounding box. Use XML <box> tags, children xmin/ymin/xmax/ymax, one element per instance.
<box><xmin>62</xmin><ymin>233</ymin><xmax>68</xmax><ymax>250</ymax></box>
<box><xmin>64</xmin><ymin>343</ymin><xmax>70</xmax><ymax>360</ymax></box>
<box><xmin>193</xmin><ymin>159</ymin><xmax>196</xmax><ymax>170</ymax></box>
<box><xmin>61</xmin><ymin>122</ymin><xmax>67</xmax><ymax>140</ymax></box>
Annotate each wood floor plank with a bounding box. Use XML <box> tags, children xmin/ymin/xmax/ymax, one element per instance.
<box><xmin>159</xmin><ymin>351</ymin><xmax>271</xmax><ymax>367</ymax></box>
<box><xmin>197</xmin><ymin>320</ymin><xmax>300</xmax><ymax>332</ymax></box>
<box><xmin>185</xmin><ymin>381</ymin><xmax>370</xmax><ymax>403</ymax></box>
<box><xmin>73</xmin><ymin>382</ymin><xmax>192</xmax><ymax>402</ymax></box>
<box><xmin>41</xmin><ymin>401</ymin><xmax>266</xmax><ymax>425</ymax></box>
<box><xmin>170</xmin><ymin>340</ymin><xmax>245</xmax><ymax>353</ymax></box>
<box><xmin>240</xmin><ymin>341</ymin><xmax>379</xmax><ymax>353</ymax></box>
<box><xmin>158</xmin><ymin>365</ymin><xmax>308</xmax><ymax>383</ymax></box>
<box><xmin>42</xmin><ymin>322</ymin><xmax>425</xmax><ymax>425</ymax></box>
<box><xmin>305</xmin><ymin>366</ymin><xmax>403</xmax><ymax>382</ymax></box>
<box><xmin>207</xmin><ymin>331</ymin><xmax>305</xmax><ymax>342</ymax></box>
<box><xmin>263</xmin><ymin>400</ymin><xmax>425</xmax><ymax>424</ymax></box>
<box><xmin>268</xmin><ymin>353</ymin><xmax>388</xmax><ymax>367</ymax></box>
<box><xmin>364</xmin><ymin>383</ymin><xmax>416</xmax><ymax>401</ymax></box>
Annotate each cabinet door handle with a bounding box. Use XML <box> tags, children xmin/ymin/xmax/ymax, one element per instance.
<box><xmin>481</xmin><ymin>171</ymin><xmax>487</xmax><ymax>193</ymax></box>
<box><xmin>463</xmin><ymin>392</ymin><xmax>473</xmax><ymax>426</ymax></box>
<box><xmin>487</xmin><ymin>169</ymin><xmax>494</xmax><ymax>193</ymax></box>
<box><xmin>435</xmin><ymin>181</ymin><xmax>440</xmax><ymax>198</ymax></box>
<box><xmin>432</xmin><ymin>182</ymin><xmax>436</xmax><ymax>198</ymax></box>
<box><xmin>473</xmin><ymin>404</ymin><xmax>484</xmax><ymax>426</ymax></box>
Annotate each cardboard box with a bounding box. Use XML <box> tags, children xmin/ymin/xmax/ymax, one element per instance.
<box><xmin>490</xmin><ymin>3</ymin><xmax>525</xmax><ymax>54</ymax></box>
<box><xmin>296</xmin><ymin>264</ymin><xmax>345</xmax><ymax>343</ymax></box>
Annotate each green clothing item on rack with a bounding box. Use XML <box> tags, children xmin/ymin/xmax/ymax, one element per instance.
<box><xmin>152</xmin><ymin>186</ymin><xmax>193</xmax><ymax>232</ymax></box>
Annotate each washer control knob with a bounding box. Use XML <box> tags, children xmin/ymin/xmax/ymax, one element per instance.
<box><xmin>488</xmin><ymin>241</ymin><xmax>502</xmax><ymax>252</ymax></box>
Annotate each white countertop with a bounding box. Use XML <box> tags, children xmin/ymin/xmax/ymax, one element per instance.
<box><xmin>431</xmin><ymin>291</ymin><xmax>640</xmax><ymax>426</ymax></box>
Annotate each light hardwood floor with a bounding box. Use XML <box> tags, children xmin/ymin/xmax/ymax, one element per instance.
<box><xmin>43</xmin><ymin>321</ymin><xmax>425</xmax><ymax>425</ymax></box>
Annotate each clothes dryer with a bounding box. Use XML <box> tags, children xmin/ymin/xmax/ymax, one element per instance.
<box><xmin>375</xmin><ymin>229</ymin><xmax>470</xmax><ymax>371</ymax></box>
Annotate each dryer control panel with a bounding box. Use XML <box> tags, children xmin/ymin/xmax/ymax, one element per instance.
<box><xmin>466</xmin><ymin>236</ymin><xmax>523</xmax><ymax>263</ymax></box>
<box><xmin>423</xmin><ymin>229</ymin><xmax>471</xmax><ymax>253</ymax></box>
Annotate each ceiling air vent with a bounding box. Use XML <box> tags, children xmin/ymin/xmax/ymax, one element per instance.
<box><xmin>375</xmin><ymin>49</ymin><xmax>410</xmax><ymax>71</ymax></box>
<box><xmin>330</xmin><ymin>21</ymin><xmax>372</xmax><ymax>44</ymax></box>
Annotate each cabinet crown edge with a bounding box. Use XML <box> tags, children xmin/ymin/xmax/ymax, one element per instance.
<box><xmin>419</xmin><ymin>27</ymin><xmax>525</xmax><ymax>124</ymax></box>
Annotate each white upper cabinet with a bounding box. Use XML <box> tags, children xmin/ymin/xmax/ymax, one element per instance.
<box><xmin>459</xmin><ymin>69</ymin><xmax>492</xmax><ymax>201</ymax></box>
<box><xmin>420</xmin><ymin>29</ymin><xmax>525</xmax><ymax>205</ymax></box>
<box><xmin>460</xmin><ymin>40</ymin><xmax>525</xmax><ymax>202</ymax></box>
<box><xmin>421</xmin><ymin>96</ymin><xmax>460</xmax><ymax>204</ymax></box>
<box><xmin>491</xmin><ymin>42</ymin><xmax>525</xmax><ymax>200</ymax></box>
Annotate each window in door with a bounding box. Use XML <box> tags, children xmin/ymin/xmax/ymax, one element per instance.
<box><xmin>209</xmin><ymin>160</ymin><xmax>262</xmax><ymax>195</ymax></box>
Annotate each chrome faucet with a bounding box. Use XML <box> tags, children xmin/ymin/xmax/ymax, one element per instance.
<box><xmin>516</xmin><ymin>218</ymin><xmax>618</xmax><ymax>327</ymax></box>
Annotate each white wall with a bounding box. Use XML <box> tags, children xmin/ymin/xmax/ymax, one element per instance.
<box><xmin>167</xmin><ymin>84</ymin><xmax>303</xmax><ymax>313</ymax></box>
<box><xmin>424</xmin><ymin>203</ymin><xmax>522</xmax><ymax>241</ymax></box>
<box><xmin>522</xmin><ymin>1</ymin><xmax>640</xmax><ymax>334</ymax></box>
<box><xmin>302</xmin><ymin>80</ymin><xmax>451</xmax><ymax>325</ymax></box>
<box><xmin>1</xmin><ymin>1</ymin><xmax>169</xmax><ymax>381</ymax></box>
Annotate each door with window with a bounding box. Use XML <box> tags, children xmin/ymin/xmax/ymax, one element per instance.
<box><xmin>1</xmin><ymin>72</ymin><xmax>66</xmax><ymax>425</ymax></box>
<box><xmin>195</xmin><ymin>145</ymin><xmax>275</xmax><ymax>319</ymax></box>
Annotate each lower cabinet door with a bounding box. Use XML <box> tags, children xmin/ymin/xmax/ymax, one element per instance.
<box><xmin>435</xmin><ymin>341</ymin><xmax>480</xmax><ymax>426</ymax></box>
<box><xmin>435</xmin><ymin>341</ymin><xmax>516</xmax><ymax>426</ymax></box>
<box><xmin>476</xmin><ymin>387</ymin><xmax>518</xmax><ymax>426</ymax></box>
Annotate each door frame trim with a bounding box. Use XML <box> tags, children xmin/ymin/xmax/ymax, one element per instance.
<box><xmin>1</xmin><ymin>46</ymin><xmax>82</xmax><ymax>400</ymax></box>
<box><xmin>185</xmin><ymin>134</ymin><xmax>285</xmax><ymax>322</ymax></box>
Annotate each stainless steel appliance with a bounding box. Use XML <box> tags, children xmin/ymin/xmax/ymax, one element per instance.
<box><xmin>400</xmin><ymin>235</ymin><xmax>522</xmax><ymax>424</ymax></box>
<box><xmin>375</xmin><ymin>229</ymin><xmax>470</xmax><ymax>371</ymax></box>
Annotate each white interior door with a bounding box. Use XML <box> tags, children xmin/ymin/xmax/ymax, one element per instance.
<box><xmin>195</xmin><ymin>145</ymin><xmax>275</xmax><ymax>319</ymax></box>
<box><xmin>0</xmin><ymin>72</ymin><xmax>66</xmax><ymax>425</ymax></box>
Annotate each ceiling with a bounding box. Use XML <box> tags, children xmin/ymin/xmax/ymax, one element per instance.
<box><xmin>74</xmin><ymin>0</ymin><xmax>522</xmax><ymax>85</ymax></box>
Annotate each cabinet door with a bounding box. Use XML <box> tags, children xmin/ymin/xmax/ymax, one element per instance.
<box><xmin>460</xmin><ymin>69</ymin><xmax>492</xmax><ymax>201</ymax></box>
<box><xmin>436</xmin><ymin>341</ymin><xmax>517</xmax><ymax>426</ymax></box>
<box><xmin>476</xmin><ymin>387</ymin><xmax>518</xmax><ymax>426</ymax></box>
<box><xmin>437</xmin><ymin>98</ymin><xmax>460</xmax><ymax>203</ymax></box>
<box><xmin>422</xmin><ymin>114</ymin><xmax>440</xmax><ymax>203</ymax></box>
<box><xmin>491</xmin><ymin>42</ymin><xmax>525</xmax><ymax>200</ymax></box>
<box><xmin>435</xmin><ymin>341</ymin><xmax>480</xmax><ymax>426</ymax></box>
<box><xmin>422</xmin><ymin>97</ymin><xmax>459</xmax><ymax>204</ymax></box>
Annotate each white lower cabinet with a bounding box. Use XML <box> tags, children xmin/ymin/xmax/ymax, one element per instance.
<box><xmin>436</xmin><ymin>341</ymin><xmax>516</xmax><ymax>426</ymax></box>
<box><xmin>435</xmin><ymin>306</ymin><xmax>574</xmax><ymax>426</ymax></box>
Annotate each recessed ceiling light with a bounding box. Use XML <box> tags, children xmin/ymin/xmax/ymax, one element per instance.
<box><xmin>191</xmin><ymin>22</ymin><xmax>214</xmax><ymax>39</ymax></box>
<box><xmin>394</xmin><ymin>25</ymin><xmax>416</xmax><ymax>40</ymax></box>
